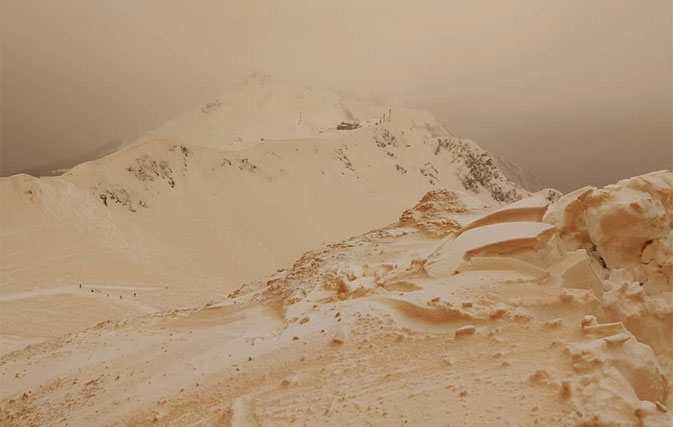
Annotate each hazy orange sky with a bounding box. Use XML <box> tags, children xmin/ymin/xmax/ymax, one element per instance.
<box><xmin>1</xmin><ymin>0</ymin><xmax>671</xmax><ymax>191</ymax></box>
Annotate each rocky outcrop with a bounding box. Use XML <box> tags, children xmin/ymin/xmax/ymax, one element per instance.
<box><xmin>432</xmin><ymin>137</ymin><xmax>528</xmax><ymax>203</ymax></box>
<box><xmin>398</xmin><ymin>190</ymin><xmax>480</xmax><ymax>237</ymax></box>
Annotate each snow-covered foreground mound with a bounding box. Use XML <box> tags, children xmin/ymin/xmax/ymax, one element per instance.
<box><xmin>0</xmin><ymin>78</ymin><xmax>534</xmax><ymax>351</ymax></box>
<box><xmin>1</xmin><ymin>171</ymin><xmax>670</xmax><ymax>426</ymax></box>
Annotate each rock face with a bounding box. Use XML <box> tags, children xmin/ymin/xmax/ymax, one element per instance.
<box><xmin>432</xmin><ymin>138</ymin><xmax>527</xmax><ymax>203</ymax></box>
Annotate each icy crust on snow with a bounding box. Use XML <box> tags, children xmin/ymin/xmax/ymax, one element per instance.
<box><xmin>542</xmin><ymin>171</ymin><xmax>673</xmax><ymax>425</ymax></box>
<box><xmin>544</xmin><ymin>171</ymin><xmax>673</xmax><ymax>423</ymax></box>
<box><xmin>458</xmin><ymin>194</ymin><xmax>551</xmax><ymax>234</ymax></box>
<box><xmin>544</xmin><ymin>171</ymin><xmax>673</xmax><ymax>350</ymax></box>
<box><xmin>425</xmin><ymin>221</ymin><xmax>556</xmax><ymax>278</ymax></box>
<box><xmin>422</xmin><ymin>170</ymin><xmax>673</xmax><ymax>425</ymax></box>
<box><xmin>544</xmin><ymin>170</ymin><xmax>673</xmax><ymax>295</ymax></box>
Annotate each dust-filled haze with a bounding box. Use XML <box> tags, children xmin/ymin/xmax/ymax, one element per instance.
<box><xmin>1</xmin><ymin>0</ymin><xmax>671</xmax><ymax>191</ymax></box>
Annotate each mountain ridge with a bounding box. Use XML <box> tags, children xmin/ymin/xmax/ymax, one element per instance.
<box><xmin>1</xmin><ymin>77</ymin><xmax>541</xmax><ymax>351</ymax></box>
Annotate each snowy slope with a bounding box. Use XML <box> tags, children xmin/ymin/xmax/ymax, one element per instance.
<box><xmin>1</xmin><ymin>76</ymin><xmax>532</xmax><ymax>348</ymax></box>
<box><xmin>130</xmin><ymin>72</ymin><xmax>399</xmax><ymax>151</ymax></box>
<box><xmin>1</xmin><ymin>172</ymin><xmax>670</xmax><ymax>426</ymax></box>
<box><xmin>491</xmin><ymin>152</ymin><xmax>546</xmax><ymax>192</ymax></box>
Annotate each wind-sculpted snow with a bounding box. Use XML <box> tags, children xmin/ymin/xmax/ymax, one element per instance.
<box><xmin>419</xmin><ymin>170</ymin><xmax>673</xmax><ymax>425</ymax></box>
<box><xmin>544</xmin><ymin>170</ymin><xmax>672</xmax><ymax>292</ymax></box>
<box><xmin>1</xmin><ymin>172</ymin><xmax>671</xmax><ymax>426</ymax></box>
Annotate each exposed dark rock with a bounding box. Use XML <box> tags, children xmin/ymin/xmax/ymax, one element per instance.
<box><xmin>373</xmin><ymin>129</ymin><xmax>397</xmax><ymax>148</ymax></box>
<box><xmin>336</xmin><ymin>121</ymin><xmax>360</xmax><ymax>130</ymax></box>
<box><xmin>431</xmin><ymin>138</ymin><xmax>525</xmax><ymax>203</ymax></box>
<box><xmin>335</xmin><ymin>147</ymin><xmax>355</xmax><ymax>172</ymax></box>
<box><xmin>238</xmin><ymin>158</ymin><xmax>258</xmax><ymax>172</ymax></box>
<box><xmin>420</xmin><ymin>162</ymin><xmax>439</xmax><ymax>185</ymax></box>
<box><xmin>200</xmin><ymin>99</ymin><xmax>223</xmax><ymax>114</ymax></box>
<box><xmin>98</xmin><ymin>188</ymin><xmax>142</xmax><ymax>213</ymax></box>
<box><xmin>126</xmin><ymin>154</ymin><xmax>175</xmax><ymax>188</ymax></box>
